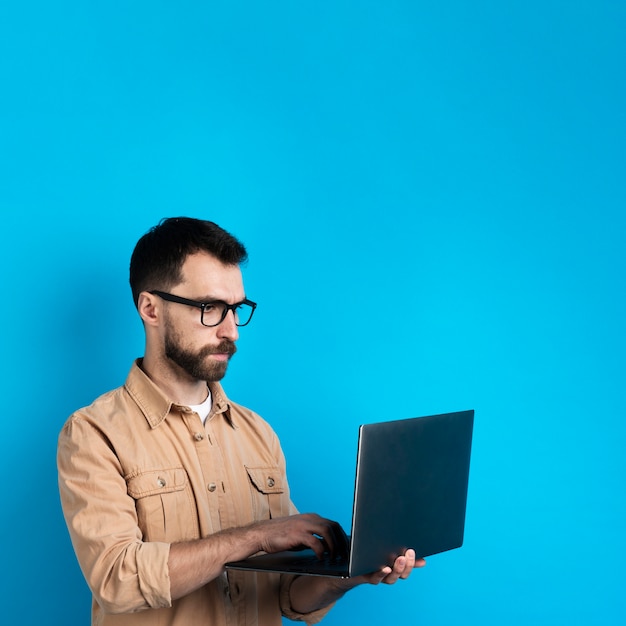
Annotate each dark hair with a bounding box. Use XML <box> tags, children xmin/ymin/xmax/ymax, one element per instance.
<box><xmin>129</xmin><ymin>217</ymin><xmax>248</xmax><ymax>308</ymax></box>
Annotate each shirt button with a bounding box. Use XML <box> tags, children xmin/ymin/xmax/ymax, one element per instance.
<box><xmin>194</xmin><ymin>432</ymin><xmax>204</xmax><ymax>441</ymax></box>
<box><xmin>208</xmin><ymin>483</ymin><xmax>217</xmax><ymax>492</ymax></box>
<box><xmin>157</xmin><ymin>477</ymin><xmax>166</xmax><ymax>488</ymax></box>
<box><xmin>267</xmin><ymin>477</ymin><xmax>275</xmax><ymax>488</ymax></box>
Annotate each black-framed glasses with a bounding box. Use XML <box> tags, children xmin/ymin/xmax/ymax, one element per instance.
<box><xmin>149</xmin><ymin>290</ymin><xmax>257</xmax><ymax>327</ymax></box>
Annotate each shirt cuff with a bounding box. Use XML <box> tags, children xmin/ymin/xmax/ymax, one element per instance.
<box><xmin>136</xmin><ymin>542</ymin><xmax>172</xmax><ymax>609</ymax></box>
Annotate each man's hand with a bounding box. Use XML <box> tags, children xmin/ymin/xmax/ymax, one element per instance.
<box><xmin>351</xmin><ymin>549</ymin><xmax>426</xmax><ymax>586</ymax></box>
<box><xmin>252</xmin><ymin>513</ymin><xmax>349</xmax><ymax>560</ymax></box>
<box><xmin>289</xmin><ymin>549</ymin><xmax>426</xmax><ymax>615</ymax></box>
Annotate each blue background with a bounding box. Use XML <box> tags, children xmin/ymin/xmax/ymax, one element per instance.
<box><xmin>1</xmin><ymin>2</ymin><xmax>624</xmax><ymax>624</ymax></box>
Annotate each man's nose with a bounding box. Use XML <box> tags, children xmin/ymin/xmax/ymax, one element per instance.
<box><xmin>217</xmin><ymin>309</ymin><xmax>239</xmax><ymax>341</ymax></box>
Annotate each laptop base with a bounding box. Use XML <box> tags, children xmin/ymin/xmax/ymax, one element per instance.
<box><xmin>226</xmin><ymin>548</ymin><xmax>350</xmax><ymax>577</ymax></box>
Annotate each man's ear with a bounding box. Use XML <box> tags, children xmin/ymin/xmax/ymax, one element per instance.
<box><xmin>137</xmin><ymin>292</ymin><xmax>160</xmax><ymax>327</ymax></box>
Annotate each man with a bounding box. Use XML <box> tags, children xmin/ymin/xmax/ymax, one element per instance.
<box><xmin>58</xmin><ymin>217</ymin><xmax>424</xmax><ymax>625</ymax></box>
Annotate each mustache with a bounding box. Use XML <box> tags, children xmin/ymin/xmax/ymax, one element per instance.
<box><xmin>198</xmin><ymin>340</ymin><xmax>237</xmax><ymax>358</ymax></box>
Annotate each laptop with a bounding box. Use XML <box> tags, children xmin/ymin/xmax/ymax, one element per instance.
<box><xmin>226</xmin><ymin>409</ymin><xmax>474</xmax><ymax>578</ymax></box>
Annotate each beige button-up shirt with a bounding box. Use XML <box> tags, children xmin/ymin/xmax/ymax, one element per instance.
<box><xmin>57</xmin><ymin>361</ymin><xmax>331</xmax><ymax>625</ymax></box>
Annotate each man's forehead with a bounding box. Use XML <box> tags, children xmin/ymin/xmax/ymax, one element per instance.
<box><xmin>180</xmin><ymin>252</ymin><xmax>244</xmax><ymax>294</ymax></box>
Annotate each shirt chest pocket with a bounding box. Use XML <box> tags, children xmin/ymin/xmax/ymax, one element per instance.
<box><xmin>126</xmin><ymin>467</ymin><xmax>199</xmax><ymax>542</ymax></box>
<box><xmin>245</xmin><ymin>466</ymin><xmax>287</xmax><ymax>521</ymax></box>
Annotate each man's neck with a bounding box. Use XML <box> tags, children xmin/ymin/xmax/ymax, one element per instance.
<box><xmin>140</xmin><ymin>354</ymin><xmax>209</xmax><ymax>406</ymax></box>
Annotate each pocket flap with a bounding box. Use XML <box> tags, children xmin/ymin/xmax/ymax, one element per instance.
<box><xmin>126</xmin><ymin>467</ymin><xmax>188</xmax><ymax>498</ymax></box>
<box><xmin>245</xmin><ymin>466</ymin><xmax>284</xmax><ymax>494</ymax></box>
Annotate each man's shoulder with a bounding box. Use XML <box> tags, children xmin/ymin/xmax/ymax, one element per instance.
<box><xmin>62</xmin><ymin>383</ymin><xmax>134</xmax><ymax>432</ymax></box>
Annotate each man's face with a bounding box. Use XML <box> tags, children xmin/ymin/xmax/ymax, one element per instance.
<box><xmin>161</xmin><ymin>252</ymin><xmax>246</xmax><ymax>383</ymax></box>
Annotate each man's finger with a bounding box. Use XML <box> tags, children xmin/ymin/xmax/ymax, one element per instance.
<box><xmin>400</xmin><ymin>549</ymin><xmax>416</xmax><ymax>579</ymax></box>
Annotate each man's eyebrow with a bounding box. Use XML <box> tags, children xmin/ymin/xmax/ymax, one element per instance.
<box><xmin>193</xmin><ymin>294</ymin><xmax>221</xmax><ymax>302</ymax></box>
<box><xmin>195</xmin><ymin>294</ymin><xmax>248</xmax><ymax>304</ymax></box>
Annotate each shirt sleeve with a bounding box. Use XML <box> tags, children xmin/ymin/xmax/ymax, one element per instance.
<box><xmin>57</xmin><ymin>415</ymin><xmax>172</xmax><ymax>613</ymax></box>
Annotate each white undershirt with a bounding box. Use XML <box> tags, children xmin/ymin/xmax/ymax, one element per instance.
<box><xmin>188</xmin><ymin>388</ymin><xmax>213</xmax><ymax>424</ymax></box>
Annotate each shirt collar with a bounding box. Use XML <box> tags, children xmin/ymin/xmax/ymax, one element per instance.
<box><xmin>124</xmin><ymin>359</ymin><xmax>235</xmax><ymax>429</ymax></box>
<box><xmin>207</xmin><ymin>381</ymin><xmax>236</xmax><ymax>427</ymax></box>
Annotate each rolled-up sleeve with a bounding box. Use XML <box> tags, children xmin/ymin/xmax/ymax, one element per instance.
<box><xmin>58</xmin><ymin>416</ymin><xmax>172</xmax><ymax>614</ymax></box>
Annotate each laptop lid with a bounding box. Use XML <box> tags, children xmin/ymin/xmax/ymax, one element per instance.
<box><xmin>226</xmin><ymin>410</ymin><xmax>474</xmax><ymax>577</ymax></box>
<box><xmin>349</xmin><ymin>409</ymin><xmax>474</xmax><ymax>575</ymax></box>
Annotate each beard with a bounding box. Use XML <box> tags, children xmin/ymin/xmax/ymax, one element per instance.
<box><xmin>164</xmin><ymin>323</ymin><xmax>237</xmax><ymax>383</ymax></box>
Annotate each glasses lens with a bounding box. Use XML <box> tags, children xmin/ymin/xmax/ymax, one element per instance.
<box><xmin>201</xmin><ymin>302</ymin><xmax>255</xmax><ymax>327</ymax></box>
<box><xmin>201</xmin><ymin>303</ymin><xmax>226</xmax><ymax>327</ymax></box>
<box><xmin>233</xmin><ymin>302</ymin><xmax>254</xmax><ymax>327</ymax></box>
